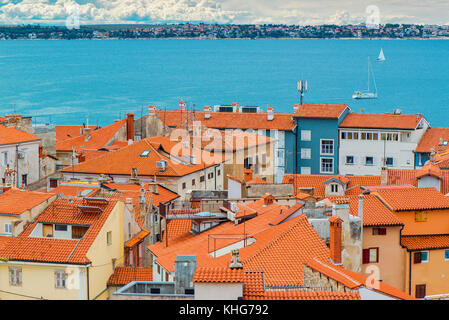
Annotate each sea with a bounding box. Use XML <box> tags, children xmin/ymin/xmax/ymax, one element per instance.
<box><xmin>0</xmin><ymin>39</ymin><xmax>448</xmax><ymax>127</ymax></box>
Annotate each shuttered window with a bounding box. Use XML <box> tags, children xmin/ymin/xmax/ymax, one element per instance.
<box><xmin>415</xmin><ymin>284</ymin><xmax>426</xmax><ymax>299</ymax></box>
<box><xmin>9</xmin><ymin>267</ymin><xmax>22</xmax><ymax>286</ymax></box>
<box><xmin>55</xmin><ymin>271</ymin><xmax>67</xmax><ymax>289</ymax></box>
<box><xmin>363</xmin><ymin>248</ymin><xmax>379</xmax><ymax>264</ymax></box>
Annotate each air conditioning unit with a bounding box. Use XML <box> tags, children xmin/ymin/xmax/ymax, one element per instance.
<box><xmin>156</xmin><ymin>160</ymin><xmax>168</xmax><ymax>171</ymax></box>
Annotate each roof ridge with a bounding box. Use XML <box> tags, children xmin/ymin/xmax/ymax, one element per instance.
<box><xmin>308</xmin><ymin>258</ymin><xmax>361</xmax><ymax>288</ymax></box>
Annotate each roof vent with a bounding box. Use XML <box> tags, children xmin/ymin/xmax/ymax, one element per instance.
<box><xmin>393</xmin><ymin>109</ymin><xmax>402</xmax><ymax>115</ymax></box>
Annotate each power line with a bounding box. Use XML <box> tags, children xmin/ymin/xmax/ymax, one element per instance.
<box><xmin>0</xmin><ymin>289</ymin><xmax>46</xmax><ymax>300</ymax></box>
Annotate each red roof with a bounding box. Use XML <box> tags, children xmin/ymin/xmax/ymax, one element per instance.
<box><xmin>193</xmin><ymin>267</ymin><xmax>244</xmax><ymax>283</ymax></box>
<box><xmin>107</xmin><ymin>266</ymin><xmax>153</xmax><ymax>286</ymax></box>
<box><xmin>0</xmin><ymin>125</ymin><xmax>40</xmax><ymax>145</ymax></box>
<box><xmin>56</xmin><ymin>119</ymin><xmax>126</xmax><ymax>152</ymax></box>
<box><xmin>56</xmin><ymin>125</ymin><xmax>98</xmax><ymax>144</ymax></box>
<box><xmin>415</xmin><ymin>127</ymin><xmax>449</xmax><ymax>153</ymax></box>
<box><xmin>0</xmin><ymin>189</ymin><xmax>55</xmax><ymax>216</ymax></box>
<box><xmin>155</xmin><ymin>109</ymin><xmax>296</xmax><ymax>131</ymax></box>
<box><xmin>401</xmin><ymin>235</ymin><xmax>449</xmax><ymax>251</ymax></box>
<box><xmin>245</xmin><ymin>290</ymin><xmax>361</xmax><ymax>300</ymax></box>
<box><xmin>0</xmin><ymin>197</ymin><xmax>119</xmax><ymax>264</ymax></box>
<box><xmin>293</xmin><ymin>103</ymin><xmax>349</xmax><ymax>119</ymax></box>
<box><xmin>61</xmin><ymin>136</ymin><xmax>223</xmax><ymax>177</ymax></box>
<box><xmin>340</xmin><ymin>113</ymin><xmax>424</xmax><ymax>130</ymax></box>
<box><xmin>375</xmin><ymin>187</ymin><xmax>449</xmax><ymax>211</ymax></box>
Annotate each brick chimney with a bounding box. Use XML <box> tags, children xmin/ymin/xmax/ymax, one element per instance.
<box><xmin>179</xmin><ymin>100</ymin><xmax>186</xmax><ymax>110</ymax></box>
<box><xmin>77</xmin><ymin>147</ymin><xmax>86</xmax><ymax>163</ymax></box>
<box><xmin>380</xmin><ymin>166</ymin><xmax>388</xmax><ymax>185</ymax></box>
<box><xmin>148</xmin><ymin>105</ymin><xmax>156</xmax><ymax>116</ymax></box>
<box><xmin>329</xmin><ymin>215</ymin><xmax>343</xmax><ymax>264</ymax></box>
<box><xmin>127</xmin><ymin>112</ymin><xmax>134</xmax><ymax>141</ymax></box>
<box><xmin>293</xmin><ymin>104</ymin><xmax>300</xmax><ymax>112</ymax></box>
<box><xmin>39</xmin><ymin>145</ymin><xmax>43</xmax><ymax>158</ymax></box>
<box><xmin>243</xmin><ymin>168</ymin><xmax>253</xmax><ymax>182</ymax></box>
<box><xmin>229</xmin><ymin>249</ymin><xmax>243</xmax><ymax>269</ymax></box>
<box><xmin>267</xmin><ymin>107</ymin><xmax>274</xmax><ymax>121</ymax></box>
<box><xmin>262</xmin><ymin>193</ymin><xmax>274</xmax><ymax>206</ymax></box>
<box><xmin>204</xmin><ymin>106</ymin><xmax>211</xmax><ymax>119</ymax></box>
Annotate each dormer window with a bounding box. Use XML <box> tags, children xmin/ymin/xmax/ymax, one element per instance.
<box><xmin>331</xmin><ymin>184</ymin><xmax>339</xmax><ymax>193</ymax></box>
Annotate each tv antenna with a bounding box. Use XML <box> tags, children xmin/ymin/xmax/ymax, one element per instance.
<box><xmin>297</xmin><ymin>80</ymin><xmax>308</xmax><ymax>105</ymax></box>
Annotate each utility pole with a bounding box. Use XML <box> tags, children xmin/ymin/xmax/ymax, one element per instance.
<box><xmin>297</xmin><ymin>80</ymin><xmax>308</xmax><ymax>105</ymax></box>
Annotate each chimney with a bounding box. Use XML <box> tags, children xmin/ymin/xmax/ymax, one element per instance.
<box><xmin>39</xmin><ymin>145</ymin><xmax>43</xmax><ymax>158</ymax></box>
<box><xmin>148</xmin><ymin>182</ymin><xmax>158</xmax><ymax>194</ymax></box>
<box><xmin>77</xmin><ymin>147</ymin><xmax>86</xmax><ymax>163</ymax></box>
<box><xmin>126</xmin><ymin>112</ymin><xmax>135</xmax><ymax>141</ymax></box>
<box><xmin>232</xmin><ymin>102</ymin><xmax>239</xmax><ymax>112</ymax></box>
<box><xmin>243</xmin><ymin>168</ymin><xmax>253</xmax><ymax>182</ymax></box>
<box><xmin>438</xmin><ymin>138</ymin><xmax>445</xmax><ymax>153</ymax></box>
<box><xmin>262</xmin><ymin>193</ymin><xmax>274</xmax><ymax>206</ymax></box>
<box><xmin>83</xmin><ymin>127</ymin><xmax>92</xmax><ymax>141</ymax></box>
<box><xmin>267</xmin><ymin>107</ymin><xmax>274</xmax><ymax>121</ymax></box>
<box><xmin>148</xmin><ymin>105</ymin><xmax>157</xmax><ymax>116</ymax></box>
<box><xmin>430</xmin><ymin>146</ymin><xmax>436</xmax><ymax>163</ymax></box>
<box><xmin>329</xmin><ymin>215</ymin><xmax>343</xmax><ymax>264</ymax></box>
<box><xmin>229</xmin><ymin>249</ymin><xmax>243</xmax><ymax>269</ymax></box>
<box><xmin>179</xmin><ymin>100</ymin><xmax>186</xmax><ymax>110</ymax></box>
<box><xmin>293</xmin><ymin>104</ymin><xmax>300</xmax><ymax>112</ymax></box>
<box><xmin>380</xmin><ymin>166</ymin><xmax>388</xmax><ymax>185</ymax></box>
<box><xmin>204</xmin><ymin>106</ymin><xmax>211</xmax><ymax>119</ymax></box>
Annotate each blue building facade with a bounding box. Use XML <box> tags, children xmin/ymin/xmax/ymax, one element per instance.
<box><xmin>292</xmin><ymin>105</ymin><xmax>350</xmax><ymax>175</ymax></box>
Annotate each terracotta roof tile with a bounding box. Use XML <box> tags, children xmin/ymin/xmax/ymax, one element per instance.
<box><xmin>0</xmin><ymin>125</ymin><xmax>40</xmax><ymax>145</ymax></box>
<box><xmin>245</xmin><ymin>290</ymin><xmax>361</xmax><ymax>300</ymax></box>
<box><xmin>155</xmin><ymin>110</ymin><xmax>296</xmax><ymax>131</ymax></box>
<box><xmin>416</xmin><ymin>127</ymin><xmax>449</xmax><ymax>153</ymax></box>
<box><xmin>49</xmin><ymin>185</ymin><xmax>98</xmax><ymax>197</ymax></box>
<box><xmin>293</xmin><ymin>103</ymin><xmax>349</xmax><ymax>119</ymax></box>
<box><xmin>61</xmin><ymin>136</ymin><xmax>223</xmax><ymax>177</ymax></box>
<box><xmin>193</xmin><ymin>267</ymin><xmax>244</xmax><ymax>283</ymax></box>
<box><xmin>125</xmin><ymin>229</ymin><xmax>150</xmax><ymax>248</ymax></box>
<box><xmin>375</xmin><ymin>187</ymin><xmax>449</xmax><ymax>211</ymax></box>
<box><xmin>0</xmin><ymin>188</ymin><xmax>55</xmax><ymax>216</ymax></box>
<box><xmin>340</xmin><ymin>113</ymin><xmax>424</xmax><ymax>130</ymax></box>
<box><xmin>107</xmin><ymin>266</ymin><xmax>153</xmax><ymax>286</ymax></box>
<box><xmin>56</xmin><ymin>125</ymin><xmax>98</xmax><ymax>144</ymax></box>
<box><xmin>401</xmin><ymin>235</ymin><xmax>449</xmax><ymax>251</ymax></box>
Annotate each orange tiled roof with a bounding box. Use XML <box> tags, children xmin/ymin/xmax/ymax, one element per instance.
<box><xmin>56</xmin><ymin>119</ymin><xmax>126</xmax><ymax>152</ymax></box>
<box><xmin>340</xmin><ymin>113</ymin><xmax>424</xmax><ymax>130</ymax></box>
<box><xmin>61</xmin><ymin>136</ymin><xmax>223</xmax><ymax>177</ymax></box>
<box><xmin>0</xmin><ymin>188</ymin><xmax>55</xmax><ymax>216</ymax></box>
<box><xmin>401</xmin><ymin>235</ymin><xmax>449</xmax><ymax>251</ymax></box>
<box><xmin>415</xmin><ymin>127</ymin><xmax>449</xmax><ymax>153</ymax></box>
<box><xmin>282</xmin><ymin>174</ymin><xmax>381</xmax><ymax>199</ymax></box>
<box><xmin>416</xmin><ymin>162</ymin><xmax>442</xmax><ymax>179</ymax></box>
<box><xmin>344</xmin><ymin>194</ymin><xmax>404</xmax><ymax>227</ymax></box>
<box><xmin>0</xmin><ymin>125</ymin><xmax>40</xmax><ymax>145</ymax></box>
<box><xmin>155</xmin><ymin>109</ymin><xmax>296</xmax><ymax>131</ymax></box>
<box><xmin>245</xmin><ymin>178</ymin><xmax>269</xmax><ymax>186</ymax></box>
<box><xmin>125</xmin><ymin>229</ymin><xmax>150</xmax><ymax>248</ymax></box>
<box><xmin>193</xmin><ymin>267</ymin><xmax>244</xmax><ymax>283</ymax></box>
<box><xmin>293</xmin><ymin>103</ymin><xmax>349</xmax><ymax>119</ymax></box>
<box><xmin>56</xmin><ymin>125</ymin><xmax>98</xmax><ymax>144</ymax></box>
<box><xmin>107</xmin><ymin>266</ymin><xmax>153</xmax><ymax>286</ymax></box>
<box><xmin>269</xmin><ymin>202</ymin><xmax>303</xmax><ymax>226</ymax></box>
<box><xmin>49</xmin><ymin>185</ymin><xmax>98</xmax><ymax>197</ymax></box>
<box><xmin>245</xmin><ymin>290</ymin><xmax>361</xmax><ymax>300</ymax></box>
<box><xmin>0</xmin><ymin>197</ymin><xmax>118</xmax><ymax>264</ymax></box>
<box><xmin>375</xmin><ymin>187</ymin><xmax>449</xmax><ymax>211</ymax></box>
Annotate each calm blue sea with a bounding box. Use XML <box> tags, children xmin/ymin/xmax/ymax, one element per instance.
<box><xmin>0</xmin><ymin>39</ymin><xmax>448</xmax><ymax>127</ymax></box>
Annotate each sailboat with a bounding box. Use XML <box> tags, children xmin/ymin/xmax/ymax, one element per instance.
<box><xmin>377</xmin><ymin>48</ymin><xmax>386</xmax><ymax>62</ymax></box>
<box><xmin>352</xmin><ymin>57</ymin><xmax>378</xmax><ymax>99</ymax></box>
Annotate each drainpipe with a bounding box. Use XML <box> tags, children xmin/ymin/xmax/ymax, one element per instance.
<box><xmin>16</xmin><ymin>144</ymin><xmax>19</xmax><ymax>188</ymax></box>
<box><xmin>87</xmin><ymin>266</ymin><xmax>90</xmax><ymax>300</ymax></box>
<box><xmin>294</xmin><ymin>126</ymin><xmax>298</xmax><ymax>175</ymax></box>
<box><xmin>408</xmin><ymin>251</ymin><xmax>412</xmax><ymax>295</ymax></box>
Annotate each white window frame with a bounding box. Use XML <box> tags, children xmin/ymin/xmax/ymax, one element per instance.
<box><xmin>445</xmin><ymin>249</ymin><xmax>449</xmax><ymax>261</ymax></box>
<box><xmin>420</xmin><ymin>251</ymin><xmax>429</xmax><ymax>263</ymax></box>
<box><xmin>385</xmin><ymin>157</ymin><xmax>394</xmax><ymax>166</ymax></box>
<box><xmin>345</xmin><ymin>155</ymin><xmax>354</xmax><ymax>165</ymax></box>
<box><xmin>301</xmin><ymin>130</ymin><xmax>311</xmax><ymax>141</ymax></box>
<box><xmin>365</xmin><ymin>156</ymin><xmax>374</xmax><ymax>166</ymax></box>
<box><xmin>330</xmin><ymin>183</ymin><xmax>339</xmax><ymax>193</ymax></box>
<box><xmin>301</xmin><ymin>148</ymin><xmax>311</xmax><ymax>159</ymax></box>
<box><xmin>320</xmin><ymin>139</ymin><xmax>334</xmax><ymax>156</ymax></box>
<box><xmin>55</xmin><ymin>270</ymin><xmax>67</xmax><ymax>289</ymax></box>
<box><xmin>9</xmin><ymin>267</ymin><xmax>22</xmax><ymax>286</ymax></box>
<box><xmin>320</xmin><ymin>157</ymin><xmax>334</xmax><ymax>174</ymax></box>
<box><xmin>300</xmin><ymin>167</ymin><xmax>311</xmax><ymax>175</ymax></box>
<box><xmin>4</xmin><ymin>222</ymin><xmax>12</xmax><ymax>234</ymax></box>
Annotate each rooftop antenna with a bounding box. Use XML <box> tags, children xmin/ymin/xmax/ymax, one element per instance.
<box><xmin>297</xmin><ymin>80</ymin><xmax>308</xmax><ymax>105</ymax></box>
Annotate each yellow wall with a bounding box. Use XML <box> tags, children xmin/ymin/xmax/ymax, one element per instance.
<box><xmin>392</xmin><ymin>209</ymin><xmax>449</xmax><ymax>235</ymax></box>
<box><xmin>362</xmin><ymin>226</ymin><xmax>406</xmax><ymax>291</ymax></box>
<box><xmin>406</xmin><ymin>248</ymin><xmax>449</xmax><ymax>297</ymax></box>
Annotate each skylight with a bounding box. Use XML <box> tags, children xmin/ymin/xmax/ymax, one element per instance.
<box><xmin>140</xmin><ymin>150</ymin><xmax>151</xmax><ymax>157</ymax></box>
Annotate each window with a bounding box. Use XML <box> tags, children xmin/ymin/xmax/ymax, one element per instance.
<box><xmin>372</xmin><ymin>228</ymin><xmax>387</xmax><ymax>235</ymax></box>
<box><xmin>244</xmin><ymin>157</ymin><xmax>252</xmax><ymax>169</ymax></box>
<box><xmin>415</xmin><ymin>211</ymin><xmax>427</xmax><ymax>222</ymax></box>
<box><xmin>301</xmin><ymin>130</ymin><xmax>311</xmax><ymax>141</ymax></box>
<box><xmin>385</xmin><ymin>157</ymin><xmax>394</xmax><ymax>166</ymax></box>
<box><xmin>107</xmin><ymin>231</ymin><xmax>112</xmax><ymax>245</ymax></box>
<box><xmin>363</xmin><ymin>248</ymin><xmax>379</xmax><ymax>264</ymax></box>
<box><xmin>415</xmin><ymin>284</ymin><xmax>426</xmax><ymax>299</ymax></box>
<box><xmin>182</xmin><ymin>182</ymin><xmax>186</xmax><ymax>190</ymax></box>
<box><xmin>140</xmin><ymin>150</ymin><xmax>151</xmax><ymax>157</ymax></box>
<box><xmin>346</xmin><ymin>156</ymin><xmax>354</xmax><ymax>165</ymax></box>
<box><xmin>128</xmin><ymin>222</ymin><xmax>131</xmax><ymax>238</ymax></box>
<box><xmin>320</xmin><ymin>158</ymin><xmax>333</xmax><ymax>174</ymax></box>
<box><xmin>54</xmin><ymin>224</ymin><xmax>67</xmax><ymax>232</ymax></box>
<box><xmin>330</xmin><ymin>184</ymin><xmax>339</xmax><ymax>193</ymax></box>
<box><xmin>4</xmin><ymin>223</ymin><xmax>12</xmax><ymax>234</ymax></box>
<box><xmin>445</xmin><ymin>250</ymin><xmax>449</xmax><ymax>261</ymax></box>
<box><xmin>365</xmin><ymin>156</ymin><xmax>374</xmax><ymax>166</ymax></box>
<box><xmin>217</xmin><ymin>169</ymin><xmax>221</xmax><ymax>176</ymax></box>
<box><xmin>192</xmin><ymin>179</ymin><xmax>195</xmax><ymax>186</ymax></box>
<box><xmin>55</xmin><ymin>270</ymin><xmax>67</xmax><ymax>289</ymax></box>
<box><xmin>9</xmin><ymin>267</ymin><xmax>22</xmax><ymax>286</ymax></box>
<box><xmin>208</xmin><ymin>172</ymin><xmax>214</xmax><ymax>179</ymax></box>
<box><xmin>200</xmin><ymin>176</ymin><xmax>205</xmax><ymax>182</ymax></box>
<box><xmin>321</xmin><ymin>140</ymin><xmax>334</xmax><ymax>155</ymax></box>
<box><xmin>49</xmin><ymin>179</ymin><xmax>58</xmax><ymax>188</ymax></box>
<box><xmin>2</xmin><ymin>152</ymin><xmax>8</xmax><ymax>166</ymax></box>
<box><xmin>301</xmin><ymin>148</ymin><xmax>311</xmax><ymax>159</ymax></box>
<box><xmin>21</xmin><ymin>174</ymin><xmax>28</xmax><ymax>187</ymax></box>
<box><xmin>300</xmin><ymin>167</ymin><xmax>311</xmax><ymax>175</ymax></box>
<box><xmin>413</xmin><ymin>251</ymin><xmax>429</xmax><ymax>264</ymax></box>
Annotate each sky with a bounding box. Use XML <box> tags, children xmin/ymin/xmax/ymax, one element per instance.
<box><xmin>0</xmin><ymin>0</ymin><xmax>448</xmax><ymax>26</ymax></box>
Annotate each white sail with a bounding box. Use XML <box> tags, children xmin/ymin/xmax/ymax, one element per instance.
<box><xmin>352</xmin><ymin>57</ymin><xmax>378</xmax><ymax>99</ymax></box>
<box><xmin>377</xmin><ymin>48</ymin><xmax>386</xmax><ymax>61</ymax></box>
